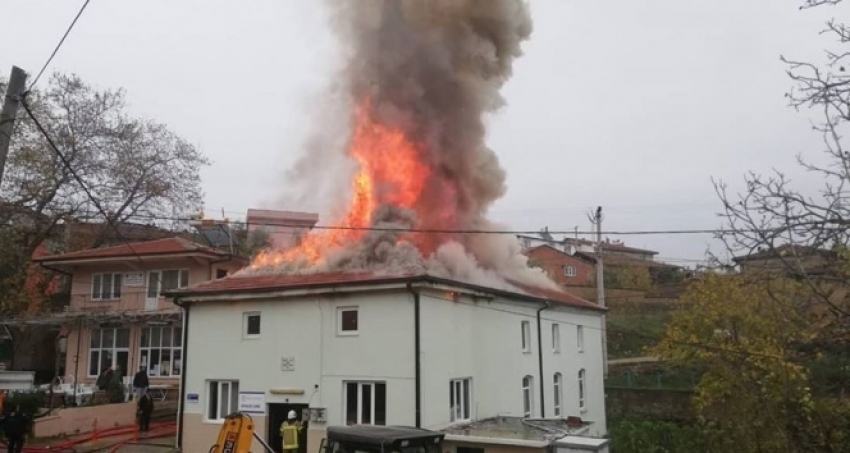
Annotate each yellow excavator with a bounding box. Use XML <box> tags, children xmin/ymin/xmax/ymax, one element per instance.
<box><xmin>210</xmin><ymin>412</ymin><xmax>445</xmax><ymax>453</ymax></box>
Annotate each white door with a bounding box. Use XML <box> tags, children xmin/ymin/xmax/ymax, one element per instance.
<box><xmin>146</xmin><ymin>271</ymin><xmax>161</xmax><ymax>311</ymax></box>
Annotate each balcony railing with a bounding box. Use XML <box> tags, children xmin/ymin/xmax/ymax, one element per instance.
<box><xmin>66</xmin><ymin>292</ymin><xmax>179</xmax><ymax>314</ymax></box>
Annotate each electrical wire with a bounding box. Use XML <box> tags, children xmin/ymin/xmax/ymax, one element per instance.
<box><xmin>28</xmin><ymin>0</ymin><xmax>93</xmax><ymax>90</ymax></box>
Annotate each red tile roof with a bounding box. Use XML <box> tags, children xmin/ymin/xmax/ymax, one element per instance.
<box><xmin>172</xmin><ymin>271</ymin><xmax>604</xmax><ymax>312</ymax></box>
<box><xmin>34</xmin><ymin>237</ymin><xmax>236</xmax><ymax>262</ymax></box>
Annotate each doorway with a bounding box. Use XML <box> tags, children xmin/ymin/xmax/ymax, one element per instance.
<box><xmin>145</xmin><ymin>271</ymin><xmax>160</xmax><ymax>311</ymax></box>
<box><xmin>268</xmin><ymin>403</ymin><xmax>309</xmax><ymax>453</ymax></box>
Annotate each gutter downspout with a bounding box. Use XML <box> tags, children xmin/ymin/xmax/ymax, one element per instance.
<box><xmin>72</xmin><ymin>318</ymin><xmax>82</xmax><ymax>404</ymax></box>
<box><xmin>174</xmin><ymin>297</ymin><xmax>190</xmax><ymax>451</ymax></box>
<box><xmin>537</xmin><ymin>301</ymin><xmax>551</xmax><ymax>418</ymax></box>
<box><xmin>406</xmin><ymin>282</ymin><xmax>422</xmax><ymax>428</ymax></box>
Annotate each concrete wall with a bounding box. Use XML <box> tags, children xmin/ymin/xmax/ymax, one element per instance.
<box><xmin>445</xmin><ymin>439</ymin><xmax>545</xmax><ymax>453</ymax></box>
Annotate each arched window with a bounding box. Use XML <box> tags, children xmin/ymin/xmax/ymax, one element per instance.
<box><xmin>553</xmin><ymin>373</ymin><xmax>563</xmax><ymax>417</ymax></box>
<box><xmin>578</xmin><ymin>369</ymin><xmax>586</xmax><ymax>411</ymax></box>
<box><xmin>522</xmin><ymin>375</ymin><xmax>534</xmax><ymax>418</ymax></box>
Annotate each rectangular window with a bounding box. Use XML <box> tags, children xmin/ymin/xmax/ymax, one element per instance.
<box><xmin>91</xmin><ymin>273</ymin><xmax>122</xmax><ymax>300</ymax></box>
<box><xmin>207</xmin><ymin>380</ymin><xmax>239</xmax><ymax>421</ymax></box>
<box><xmin>139</xmin><ymin>325</ymin><xmax>182</xmax><ymax>377</ymax></box>
<box><xmin>344</xmin><ymin>382</ymin><xmax>386</xmax><ymax>425</ymax></box>
<box><xmin>521</xmin><ymin>321</ymin><xmax>531</xmax><ymax>353</ymax></box>
<box><xmin>577</xmin><ymin>325</ymin><xmax>585</xmax><ymax>352</ymax></box>
<box><xmin>552</xmin><ymin>323</ymin><xmax>560</xmax><ymax>353</ymax></box>
<box><xmin>338</xmin><ymin>307</ymin><xmax>359</xmax><ymax>335</ymax></box>
<box><xmin>522</xmin><ymin>375</ymin><xmax>534</xmax><ymax>418</ymax></box>
<box><xmin>457</xmin><ymin>449</ymin><xmax>485</xmax><ymax>453</ymax></box>
<box><xmin>563</xmin><ymin>265</ymin><xmax>577</xmax><ymax>277</ymax></box>
<box><xmin>450</xmin><ymin>378</ymin><xmax>472</xmax><ymax>422</ymax></box>
<box><xmin>554</xmin><ymin>373</ymin><xmax>563</xmax><ymax>417</ymax></box>
<box><xmin>579</xmin><ymin>369</ymin><xmax>586</xmax><ymax>411</ymax></box>
<box><xmin>161</xmin><ymin>269</ymin><xmax>190</xmax><ymax>292</ymax></box>
<box><xmin>244</xmin><ymin>312</ymin><xmax>261</xmax><ymax>337</ymax></box>
<box><xmin>88</xmin><ymin>328</ymin><xmax>130</xmax><ymax>376</ymax></box>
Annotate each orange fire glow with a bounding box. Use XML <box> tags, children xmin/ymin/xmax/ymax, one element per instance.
<box><xmin>251</xmin><ymin>99</ymin><xmax>433</xmax><ymax>268</ymax></box>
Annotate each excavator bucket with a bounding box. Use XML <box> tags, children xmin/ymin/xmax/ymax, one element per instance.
<box><xmin>209</xmin><ymin>412</ymin><xmax>257</xmax><ymax>453</ymax></box>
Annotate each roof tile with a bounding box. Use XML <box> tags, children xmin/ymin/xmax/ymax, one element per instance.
<box><xmin>35</xmin><ymin>237</ymin><xmax>232</xmax><ymax>262</ymax></box>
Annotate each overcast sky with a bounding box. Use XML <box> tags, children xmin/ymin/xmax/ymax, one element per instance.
<box><xmin>1</xmin><ymin>1</ymin><xmax>846</xmax><ymax>266</ymax></box>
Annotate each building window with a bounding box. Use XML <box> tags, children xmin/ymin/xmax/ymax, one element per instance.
<box><xmin>522</xmin><ymin>375</ymin><xmax>534</xmax><ymax>418</ymax></box>
<box><xmin>577</xmin><ymin>325</ymin><xmax>584</xmax><ymax>352</ymax></box>
<box><xmin>89</xmin><ymin>328</ymin><xmax>130</xmax><ymax>377</ymax></box>
<box><xmin>243</xmin><ymin>312</ymin><xmax>261</xmax><ymax>337</ymax></box>
<box><xmin>457</xmin><ymin>448</ymin><xmax>484</xmax><ymax>453</ymax></box>
<box><xmin>216</xmin><ymin>269</ymin><xmax>229</xmax><ymax>279</ymax></box>
<box><xmin>552</xmin><ymin>323</ymin><xmax>560</xmax><ymax>353</ymax></box>
<box><xmin>521</xmin><ymin>321</ymin><xmax>531</xmax><ymax>353</ymax></box>
<box><xmin>140</xmin><ymin>326</ymin><xmax>182</xmax><ymax>377</ymax></box>
<box><xmin>344</xmin><ymin>382</ymin><xmax>386</xmax><ymax>425</ymax></box>
<box><xmin>161</xmin><ymin>269</ymin><xmax>190</xmax><ymax>291</ymax></box>
<box><xmin>207</xmin><ymin>380</ymin><xmax>239</xmax><ymax>421</ymax></box>
<box><xmin>553</xmin><ymin>373</ymin><xmax>563</xmax><ymax>417</ymax></box>
<box><xmin>450</xmin><ymin>378</ymin><xmax>472</xmax><ymax>422</ymax></box>
<box><xmin>579</xmin><ymin>369</ymin><xmax>586</xmax><ymax>411</ymax></box>
<box><xmin>91</xmin><ymin>273</ymin><xmax>122</xmax><ymax>300</ymax></box>
<box><xmin>563</xmin><ymin>265</ymin><xmax>577</xmax><ymax>277</ymax></box>
<box><xmin>338</xmin><ymin>307</ymin><xmax>359</xmax><ymax>335</ymax></box>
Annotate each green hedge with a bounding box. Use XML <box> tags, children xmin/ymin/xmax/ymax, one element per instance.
<box><xmin>608</xmin><ymin>418</ymin><xmax>733</xmax><ymax>453</ymax></box>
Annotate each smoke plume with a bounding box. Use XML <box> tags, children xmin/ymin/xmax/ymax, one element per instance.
<box><xmin>246</xmin><ymin>0</ymin><xmax>556</xmax><ymax>291</ymax></box>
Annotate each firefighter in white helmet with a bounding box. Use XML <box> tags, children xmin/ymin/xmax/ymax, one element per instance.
<box><xmin>280</xmin><ymin>410</ymin><xmax>303</xmax><ymax>453</ymax></box>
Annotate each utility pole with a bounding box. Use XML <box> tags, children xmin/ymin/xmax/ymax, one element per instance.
<box><xmin>0</xmin><ymin>66</ymin><xmax>27</xmax><ymax>184</ymax></box>
<box><xmin>594</xmin><ymin>206</ymin><xmax>608</xmax><ymax>376</ymax></box>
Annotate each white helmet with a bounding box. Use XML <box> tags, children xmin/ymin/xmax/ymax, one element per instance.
<box><xmin>288</xmin><ymin>410</ymin><xmax>297</xmax><ymax>420</ymax></box>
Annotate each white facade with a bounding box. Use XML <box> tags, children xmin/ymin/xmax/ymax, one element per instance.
<box><xmin>177</xmin><ymin>278</ymin><xmax>606</xmax><ymax>452</ymax></box>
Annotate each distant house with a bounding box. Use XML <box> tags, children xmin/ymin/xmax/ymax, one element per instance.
<box><xmin>169</xmin><ymin>272</ymin><xmax>609</xmax><ymax>453</ymax></box>
<box><xmin>732</xmin><ymin>244</ymin><xmax>836</xmax><ymax>277</ymax></box>
<box><xmin>526</xmin><ymin>245</ymin><xmax>596</xmax><ymax>287</ymax></box>
<box><xmin>31</xmin><ymin>237</ymin><xmax>247</xmax><ymax>386</ymax></box>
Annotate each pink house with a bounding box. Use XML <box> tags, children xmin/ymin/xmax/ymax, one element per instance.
<box><xmin>34</xmin><ymin>237</ymin><xmax>247</xmax><ymax>387</ymax></box>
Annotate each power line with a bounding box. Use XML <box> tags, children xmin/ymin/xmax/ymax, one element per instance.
<box><xmin>28</xmin><ymin>0</ymin><xmax>93</xmax><ymax>90</ymax></box>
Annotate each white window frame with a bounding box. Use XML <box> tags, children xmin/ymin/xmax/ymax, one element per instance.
<box><xmin>88</xmin><ymin>327</ymin><xmax>130</xmax><ymax>377</ymax></box>
<box><xmin>450</xmin><ymin>378</ymin><xmax>473</xmax><ymax>422</ymax></box>
<box><xmin>139</xmin><ymin>325</ymin><xmax>182</xmax><ymax>377</ymax></box>
<box><xmin>91</xmin><ymin>273</ymin><xmax>123</xmax><ymax>300</ymax></box>
<box><xmin>521</xmin><ymin>321</ymin><xmax>531</xmax><ymax>353</ymax></box>
<box><xmin>578</xmin><ymin>369</ymin><xmax>587</xmax><ymax>412</ymax></box>
<box><xmin>553</xmin><ymin>373</ymin><xmax>563</xmax><ymax>417</ymax></box>
<box><xmin>343</xmin><ymin>381</ymin><xmax>386</xmax><ymax>425</ymax></box>
<box><xmin>243</xmin><ymin>312</ymin><xmax>261</xmax><ymax>338</ymax></box>
<box><xmin>563</xmin><ymin>265</ymin><xmax>577</xmax><ymax>277</ymax></box>
<box><xmin>522</xmin><ymin>375</ymin><xmax>534</xmax><ymax>418</ymax></box>
<box><xmin>552</xmin><ymin>323</ymin><xmax>561</xmax><ymax>353</ymax></box>
<box><xmin>577</xmin><ymin>325</ymin><xmax>585</xmax><ymax>353</ymax></box>
<box><xmin>338</xmin><ymin>306</ymin><xmax>359</xmax><ymax>336</ymax></box>
<box><xmin>207</xmin><ymin>380</ymin><xmax>239</xmax><ymax>422</ymax></box>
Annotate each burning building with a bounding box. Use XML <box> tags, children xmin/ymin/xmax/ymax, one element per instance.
<box><xmin>173</xmin><ymin>2</ymin><xmax>609</xmax><ymax>452</ymax></box>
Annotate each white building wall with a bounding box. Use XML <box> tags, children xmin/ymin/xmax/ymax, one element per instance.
<box><xmin>182</xmin><ymin>291</ymin><xmax>416</xmax><ymax>428</ymax></box>
<box><xmin>182</xmin><ymin>285</ymin><xmax>607</xmax><ymax>447</ymax></box>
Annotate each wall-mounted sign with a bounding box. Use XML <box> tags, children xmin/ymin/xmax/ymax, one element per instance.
<box><xmin>281</xmin><ymin>356</ymin><xmax>295</xmax><ymax>372</ymax></box>
<box><xmin>238</xmin><ymin>391</ymin><xmax>266</xmax><ymax>414</ymax></box>
<box><xmin>123</xmin><ymin>272</ymin><xmax>144</xmax><ymax>287</ymax></box>
<box><xmin>186</xmin><ymin>393</ymin><xmax>199</xmax><ymax>403</ymax></box>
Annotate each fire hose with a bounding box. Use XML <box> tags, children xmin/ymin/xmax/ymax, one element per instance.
<box><xmin>0</xmin><ymin>421</ymin><xmax>176</xmax><ymax>453</ymax></box>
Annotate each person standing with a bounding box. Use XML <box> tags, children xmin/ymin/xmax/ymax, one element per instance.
<box><xmin>0</xmin><ymin>405</ymin><xmax>30</xmax><ymax>453</ymax></box>
<box><xmin>279</xmin><ymin>410</ymin><xmax>303</xmax><ymax>453</ymax></box>
<box><xmin>136</xmin><ymin>389</ymin><xmax>154</xmax><ymax>433</ymax></box>
<box><xmin>132</xmin><ymin>366</ymin><xmax>150</xmax><ymax>400</ymax></box>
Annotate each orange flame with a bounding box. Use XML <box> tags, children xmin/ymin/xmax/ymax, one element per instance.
<box><xmin>251</xmin><ymin>99</ymin><xmax>432</xmax><ymax>268</ymax></box>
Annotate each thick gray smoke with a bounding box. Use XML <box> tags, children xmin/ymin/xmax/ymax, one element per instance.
<box><xmin>249</xmin><ymin>0</ymin><xmax>557</xmax><ymax>291</ymax></box>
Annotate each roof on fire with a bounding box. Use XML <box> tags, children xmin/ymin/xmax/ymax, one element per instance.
<box><xmin>167</xmin><ymin>270</ymin><xmax>605</xmax><ymax>312</ymax></box>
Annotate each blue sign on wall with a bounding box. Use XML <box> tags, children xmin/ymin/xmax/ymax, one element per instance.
<box><xmin>187</xmin><ymin>393</ymin><xmax>199</xmax><ymax>403</ymax></box>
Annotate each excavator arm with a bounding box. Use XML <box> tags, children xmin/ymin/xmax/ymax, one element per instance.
<box><xmin>209</xmin><ymin>412</ymin><xmax>276</xmax><ymax>453</ymax></box>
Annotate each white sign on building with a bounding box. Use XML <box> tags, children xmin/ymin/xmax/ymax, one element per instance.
<box><xmin>123</xmin><ymin>272</ymin><xmax>145</xmax><ymax>287</ymax></box>
<box><xmin>238</xmin><ymin>391</ymin><xmax>266</xmax><ymax>414</ymax></box>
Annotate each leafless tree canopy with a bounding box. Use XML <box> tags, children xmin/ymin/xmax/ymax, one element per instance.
<box><xmin>0</xmin><ymin>73</ymin><xmax>209</xmax><ymax>254</ymax></box>
<box><xmin>715</xmin><ymin>0</ymin><xmax>850</xmax><ymax>316</ymax></box>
